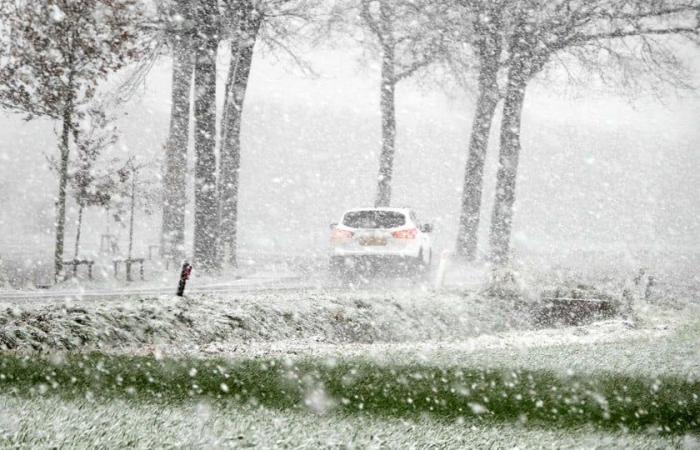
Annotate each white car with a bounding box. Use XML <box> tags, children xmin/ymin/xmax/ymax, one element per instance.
<box><xmin>329</xmin><ymin>207</ymin><xmax>433</xmax><ymax>274</ymax></box>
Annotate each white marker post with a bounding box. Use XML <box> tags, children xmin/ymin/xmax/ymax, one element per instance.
<box><xmin>434</xmin><ymin>250</ymin><xmax>451</xmax><ymax>290</ymax></box>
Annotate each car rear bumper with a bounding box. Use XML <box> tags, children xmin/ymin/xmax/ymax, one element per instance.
<box><xmin>331</xmin><ymin>248</ymin><xmax>420</xmax><ymax>258</ymax></box>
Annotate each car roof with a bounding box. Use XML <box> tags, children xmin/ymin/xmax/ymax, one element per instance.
<box><xmin>342</xmin><ymin>207</ymin><xmax>411</xmax><ymax>214</ymax></box>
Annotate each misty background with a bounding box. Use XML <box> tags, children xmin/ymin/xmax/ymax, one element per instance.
<box><xmin>1</xmin><ymin>43</ymin><xmax>698</xmax><ymax>276</ymax></box>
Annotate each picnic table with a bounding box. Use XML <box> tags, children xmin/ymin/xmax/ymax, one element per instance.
<box><xmin>63</xmin><ymin>259</ymin><xmax>94</xmax><ymax>280</ymax></box>
<box><xmin>112</xmin><ymin>258</ymin><xmax>145</xmax><ymax>281</ymax></box>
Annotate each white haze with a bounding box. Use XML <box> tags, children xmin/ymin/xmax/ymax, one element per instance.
<box><xmin>0</xmin><ymin>44</ymin><xmax>698</xmax><ymax>277</ymax></box>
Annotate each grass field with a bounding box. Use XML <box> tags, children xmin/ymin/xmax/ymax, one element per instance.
<box><xmin>2</xmin><ymin>395</ymin><xmax>693</xmax><ymax>449</ymax></box>
<box><xmin>1</xmin><ymin>285</ymin><xmax>698</xmax><ymax>447</ymax></box>
<box><xmin>1</xmin><ymin>352</ymin><xmax>698</xmax><ymax>435</ymax></box>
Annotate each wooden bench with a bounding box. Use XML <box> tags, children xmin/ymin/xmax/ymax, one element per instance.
<box><xmin>112</xmin><ymin>258</ymin><xmax>145</xmax><ymax>281</ymax></box>
<box><xmin>63</xmin><ymin>259</ymin><xmax>95</xmax><ymax>280</ymax></box>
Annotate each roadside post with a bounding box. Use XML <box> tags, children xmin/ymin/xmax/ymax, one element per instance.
<box><xmin>433</xmin><ymin>250</ymin><xmax>451</xmax><ymax>290</ymax></box>
<box><xmin>177</xmin><ymin>262</ymin><xmax>192</xmax><ymax>296</ymax></box>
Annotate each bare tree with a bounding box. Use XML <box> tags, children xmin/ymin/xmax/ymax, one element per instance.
<box><xmin>218</xmin><ymin>0</ymin><xmax>262</xmax><ymax>268</ymax></box>
<box><xmin>157</xmin><ymin>0</ymin><xmax>317</xmax><ymax>270</ymax></box>
<box><xmin>218</xmin><ymin>0</ymin><xmax>319</xmax><ymax>267</ymax></box>
<box><xmin>110</xmin><ymin>158</ymin><xmax>159</xmax><ymax>281</ymax></box>
<box><xmin>0</xmin><ymin>0</ymin><xmax>143</xmax><ymax>281</ymax></box>
<box><xmin>159</xmin><ymin>0</ymin><xmax>195</xmax><ymax>265</ymax></box>
<box><xmin>192</xmin><ymin>0</ymin><xmax>221</xmax><ymax>272</ymax></box>
<box><xmin>347</xmin><ymin>0</ymin><xmax>452</xmax><ymax>206</ymax></box>
<box><xmin>68</xmin><ymin>108</ymin><xmax>119</xmax><ymax>259</ymax></box>
<box><xmin>454</xmin><ymin>0</ymin><xmax>508</xmax><ymax>260</ymax></box>
<box><xmin>487</xmin><ymin>0</ymin><xmax>700</xmax><ymax>266</ymax></box>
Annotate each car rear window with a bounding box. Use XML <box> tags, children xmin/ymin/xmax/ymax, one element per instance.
<box><xmin>343</xmin><ymin>211</ymin><xmax>406</xmax><ymax>229</ymax></box>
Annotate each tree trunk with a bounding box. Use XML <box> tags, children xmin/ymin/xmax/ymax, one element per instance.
<box><xmin>73</xmin><ymin>203</ymin><xmax>84</xmax><ymax>259</ymax></box>
<box><xmin>193</xmin><ymin>32</ymin><xmax>219</xmax><ymax>272</ymax></box>
<box><xmin>126</xmin><ymin>169</ymin><xmax>136</xmax><ymax>282</ymax></box>
<box><xmin>219</xmin><ymin>22</ymin><xmax>259</xmax><ymax>267</ymax></box>
<box><xmin>455</xmin><ymin>34</ymin><xmax>502</xmax><ymax>260</ymax></box>
<box><xmin>489</xmin><ymin>66</ymin><xmax>527</xmax><ymax>266</ymax></box>
<box><xmin>374</xmin><ymin>41</ymin><xmax>396</xmax><ymax>207</ymax></box>
<box><xmin>54</xmin><ymin>98</ymin><xmax>73</xmax><ymax>282</ymax></box>
<box><xmin>161</xmin><ymin>36</ymin><xmax>193</xmax><ymax>265</ymax></box>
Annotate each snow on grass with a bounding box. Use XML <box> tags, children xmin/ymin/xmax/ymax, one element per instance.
<box><xmin>0</xmin><ymin>279</ymin><xmax>697</xmax><ymax>446</ymax></box>
<box><xmin>0</xmin><ymin>288</ymin><xmax>537</xmax><ymax>353</ymax></box>
<box><xmin>1</xmin><ymin>353</ymin><xmax>698</xmax><ymax>434</ymax></box>
<box><xmin>0</xmin><ymin>395</ymin><xmax>686</xmax><ymax>449</ymax></box>
<box><xmin>199</xmin><ymin>318</ymin><xmax>700</xmax><ymax>380</ymax></box>
<box><xmin>1</xmin><ymin>281</ymin><xmax>696</xmax><ymax>380</ymax></box>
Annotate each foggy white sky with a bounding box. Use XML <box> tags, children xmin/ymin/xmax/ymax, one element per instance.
<box><xmin>0</xmin><ymin>43</ymin><xmax>698</xmax><ymax>265</ymax></box>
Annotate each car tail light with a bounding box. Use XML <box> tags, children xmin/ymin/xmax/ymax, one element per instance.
<box><xmin>331</xmin><ymin>229</ymin><xmax>354</xmax><ymax>243</ymax></box>
<box><xmin>392</xmin><ymin>228</ymin><xmax>417</xmax><ymax>239</ymax></box>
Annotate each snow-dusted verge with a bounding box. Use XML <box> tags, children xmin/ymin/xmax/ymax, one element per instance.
<box><xmin>0</xmin><ymin>289</ymin><xmax>537</xmax><ymax>353</ymax></box>
<box><xmin>1</xmin><ymin>283</ymin><xmax>698</xmax><ymax>447</ymax></box>
<box><xmin>0</xmin><ymin>396</ymin><xmax>691</xmax><ymax>449</ymax></box>
<box><xmin>1</xmin><ymin>279</ymin><xmax>697</xmax><ymax>362</ymax></box>
<box><xmin>199</xmin><ymin>319</ymin><xmax>700</xmax><ymax>380</ymax></box>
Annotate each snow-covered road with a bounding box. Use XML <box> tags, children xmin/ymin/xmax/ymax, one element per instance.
<box><xmin>0</xmin><ymin>272</ymin><xmax>308</xmax><ymax>303</ymax></box>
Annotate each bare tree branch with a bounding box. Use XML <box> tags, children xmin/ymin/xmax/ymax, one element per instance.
<box><xmin>359</xmin><ymin>0</ymin><xmax>385</xmax><ymax>44</ymax></box>
<box><xmin>563</xmin><ymin>26</ymin><xmax>699</xmax><ymax>48</ymax></box>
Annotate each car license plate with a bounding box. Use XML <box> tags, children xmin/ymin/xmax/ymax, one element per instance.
<box><xmin>359</xmin><ymin>237</ymin><xmax>387</xmax><ymax>246</ymax></box>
